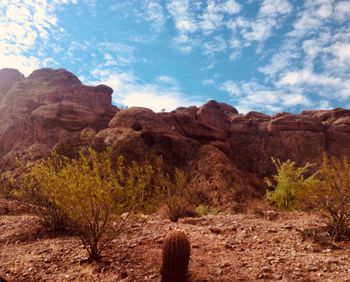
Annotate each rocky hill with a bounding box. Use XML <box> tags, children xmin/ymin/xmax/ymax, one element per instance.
<box><xmin>1</xmin><ymin>68</ymin><xmax>350</xmax><ymax>206</ymax></box>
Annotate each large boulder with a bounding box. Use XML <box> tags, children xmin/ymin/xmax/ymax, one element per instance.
<box><xmin>0</xmin><ymin>68</ymin><xmax>118</xmax><ymax>168</ymax></box>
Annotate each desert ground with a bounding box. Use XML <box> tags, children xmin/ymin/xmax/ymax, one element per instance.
<box><xmin>1</xmin><ymin>198</ymin><xmax>350</xmax><ymax>282</ymax></box>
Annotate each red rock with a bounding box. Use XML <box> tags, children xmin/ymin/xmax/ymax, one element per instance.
<box><xmin>267</xmin><ymin>114</ymin><xmax>323</xmax><ymax>132</ymax></box>
<box><xmin>2</xmin><ymin>67</ymin><xmax>350</xmax><ymax>206</ymax></box>
<box><xmin>0</xmin><ymin>68</ymin><xmax>117</xmax><ymax>168</ymax></box>
<box><xmin>196</xmin><ymin>100</ymin><xmax>238</xmax><ymax>132</ymax></box>
<box><xmin>0</xmin><ymin>68</ymin><xmax>24</xmax><ymax>102</ymax></box>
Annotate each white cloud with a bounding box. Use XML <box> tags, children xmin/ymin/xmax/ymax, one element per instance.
<box><xmin>253</xmin><ymin>0</ymin><xmax>350</xmax><ymax>113</ymax></box>
<box><xmin>235</xmin><ymin>0</ymin><xmax>292</xmax><ymax>44</ymax></box>
<box><xmin>143</xmin><ymin>0</ymin><xmax>167</xmax><ymax>33</ymax></box>
<box><xmin>97</xmin><ymin>42</ymin><xmax>135</xmax><ymax>67</ymax></box>
<box><xmin>335</xmin><ymin>1</ymin><xmax>350</xmax><ymax>21</ymax></box>
<box><xmin>0</xmin><ymin>0</ymin><xmax>77</xmax><ymax>76</ymax></box>
<box><xmin>220</xmin><ymin>80</ymin><xmax>241</xmax><ymax>96</ymax></box>
<box><xmin>156</xmin><ymin>75</ymin><xmax>177</xmax><ymax>85</ymax></box>
<box><xmin>278</xmin><ymin>70</ymin><xmax>341</xmax><ymax>87</ymax></box>
<box><xmin>87</xmin><ymin>69</ymin><xmax>203</xmax><ymax>112</ymax></box>
<box><xmin>220</xmin><ymin>79</ymin><xmax>313</xmax><ymax>114</ymax></box>
<box><xmin>172</xmin><ymin>33</ymin><xmax>197</xmax><ymax>54</ymax></box>
<box><xmin>203</xmin><ymin>79</ymin><xmax>215</xmax><ymax>86</ymax></box>
<box><xmin>221</xmin><ymin>0</ymin><xmax>241</xmax><ymax>15</ymax></box>
<box><xmin>259</xmin><ymin>0</ymin><xmax>292</xmax><ymax>17</ymax></box>
<box><xmin>203</xmin><ymin>36</ymin><xmax>227</xmax><ymax>56</ymax></box>
<box><xmin>258</xmin><ymin>49</ymin><xmax>298</xmax><ymax>76</ymax></box>
<box><xmin>167</xmin><ymin>0</ymin><xmax>198</xmax><ymax>33</ymax></box>
<box><xmin>329</xmin><ymin>43</ymin><xmax>350</xmax><ymax>65</ymax></box>
<box><xmin>200</xmin><ymin>0</ymin><xmax>241</xmax><ymax>34</ymax></box>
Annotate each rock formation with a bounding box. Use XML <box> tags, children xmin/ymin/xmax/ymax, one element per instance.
<box><xmin>1</xmin><ymin>68</ymin><xmax>350</xmax><ymax>206</ymax></box>
<box><xmin>0</xmin><ymin>68</ymin><xmax>118</xmax><ymax>169</ymax></box>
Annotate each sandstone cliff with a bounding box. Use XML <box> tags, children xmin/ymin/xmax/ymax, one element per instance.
<box><xmin>1</xmin><ymin>68</ymin><xmax>350</xmax><ymax>206</ymax></box>
<box><xmin>0</xmin><ymin>68</ymin><xmax>118</xmax><ymax>169</ymax></box>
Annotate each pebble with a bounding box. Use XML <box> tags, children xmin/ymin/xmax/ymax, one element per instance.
<box><xmin>209</xmin><ymin>227</ymin><xmax>223</xmax><ymax>234</ymax></box>
<box><xmin>308</xmin><ymin>265</ymin><xmax>320</xmax><ymax>272</ymax></box>
<box><xmin>261</xmin><ymin>266</ymin><xmax>272</xmax><ymax>273</ymax></box>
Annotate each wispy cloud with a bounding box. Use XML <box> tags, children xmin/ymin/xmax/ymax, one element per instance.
<box><xmin>0</xmin><ymin>0</ymin><xmax>77</xmax><ymax>75</ymax></box>
<box><xmin>220</xmin><ymin>80</ymin><xmax>312</xmax><ymax>113</ymax></box>
<box><xmin>87</xmin><ymin>69</ymin><xmax>204</xmax><ymax>112</ymax></box>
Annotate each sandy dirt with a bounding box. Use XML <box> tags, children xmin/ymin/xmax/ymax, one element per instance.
<box><xmin>1</xmin><ymin>198</ymin><xmax>350</xmax><ymax>282</ymax></box>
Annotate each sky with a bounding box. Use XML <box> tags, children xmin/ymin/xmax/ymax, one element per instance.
<box><xmin>1</xmin><ymin>0</ymin><xmax>350</xmax><ymax>113</ymax></box>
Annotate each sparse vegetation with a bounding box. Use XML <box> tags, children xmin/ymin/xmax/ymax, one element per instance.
<box><xmin>195</xmin><ymin>204</ymin><xmax>219</xmax><ymax>216</ymax></box>
<box><xmin>15</xmin><ymin>148</ymin><xmax>153</xmax><ymax>261</ymax></box>
<box><xmin>244</xmin><ymin>198</ymin><xmax>272</xmax><ymax>216</ymax></box>
<box><xmin>264</xmin><ymin>158</ymin><xmax>318</xmax><ymax>210</ymax></box>
<box><xmin>0</xmin><ymin>172</ymin><xmax>16</xmax><ymax>198</ymax></box>
<box><xmin>154</xmin><ymin>163</ymin><xmax>198</xmax><ymax>222</ymax></box>
<box><xmin>266</xmin><ymin>156</ymin><xmax>350</xmax><ymax>240</ymax></box>
<box><xmin>300</xmin><ymin>156</ymin><xmax>350</xmax><ymax>240</ymax></box>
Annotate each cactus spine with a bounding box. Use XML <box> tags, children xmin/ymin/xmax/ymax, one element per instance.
<box><xmin>161</xmin><ymin>229</ymin><xmax>191</xmax><ymax>282</ymax></box>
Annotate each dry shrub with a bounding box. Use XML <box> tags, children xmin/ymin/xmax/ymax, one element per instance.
<box><xmin>195</xmin><ymin>204</ymin><xmax>219</xmax><ymax>216</ymax></box>
<box><xmin>152</xmin><ymin>158</ymin><xmax>199</xmax><ymax>222</ymax></box>
<box><xmin>245</xmin><ymin>198</ymin><xmax>274</xmax><ymax>217</ymax></box>
<box><xmin>267</xmin><ymin>155</ymin><xmax>350</xmax><ymax>241</ymax></box>
<box><xmin>0</xmin><ymin>172</ymin><xmax>16</xmax><ymax>198</ymax></box>
<box><xmin>16</xmin><ymin>148</ymin><xmax>153</xmax><ymax>261</ymax></box>
<box><xmin>299</xmin><ymin>156</ymin><xmax>350</xmax><ymax>240</ymax></box>
<box><xmin>299</xmin><ymin>226</ymin><xmax>340</xmax><ymax>249</ymax></box>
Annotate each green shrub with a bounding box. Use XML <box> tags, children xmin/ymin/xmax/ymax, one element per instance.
<box><xmin>17</xmin><ymin>148</ymin><xmax>153</xmax><ymax>261</ymax></box>
<box><xmin>264</xmin><ymin>158</ymin><xmax>318</xmax><ymax>210</ymax></box>
<box><xmin>0</xmin><ymin>171</ymin><xmax>16</xmax><ymax>198</ymax></box>
<box><xmin>195</xmin><ymin>204</ymin><xmax>219</xmax><ymax>216</ymax></box>
<box><xmin>301</xmin><ymin>156</ymin><xmax>350</xmax><ymax>239</ymax></box>
<box><xmin>153</xmin><ymin>159</ymin><xmax>197</xmax><ymax>222</ymax></box>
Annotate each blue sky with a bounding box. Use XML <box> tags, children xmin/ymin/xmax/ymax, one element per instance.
<box><xmin>1</xmin><ymin>0</ymin><xmax>350</xmax><ymax>113</ymax></box>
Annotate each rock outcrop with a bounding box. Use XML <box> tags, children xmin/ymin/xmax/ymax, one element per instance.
<box><xmin>0</xmin><ymin>68</ymin><xmax>118</xmax><ymax>168</ymax></box>
<box><xmin>2</xmin><ymin>68</ymin><xmax>350</xmax><ymax>207</ymax></box>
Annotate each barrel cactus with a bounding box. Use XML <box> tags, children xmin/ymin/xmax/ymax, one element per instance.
<box><xmin>161</xmin><ymin>229</ymin><xmax>191</xmax><ymax>282</ymax></box>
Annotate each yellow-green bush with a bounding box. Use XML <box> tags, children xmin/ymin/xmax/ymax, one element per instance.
<box><xmin>301</xmin><ymin>156</ymin><xmax>350</xmax><ymax>239</ymax></box>
<box><xmin>0</xmin><ymin>171</ymin><xmax>16</xmax><ymax>198</ymax></box>
<box><xmin>152</xmin><ymin>158</ymin><xmax>197</xmax><ymax>222</ymax></box>
<box><xmin>264</xmin><ymin>158</ymin><xmax>319</xmax><ymax>210</ymax></box>
<box><xmin>266</xmin><ymin>156</ymin><xmax>350</xmax><ymax>240</ymax></box>
<box><xmin>195</xmin><ymin>204</ymin><xmax>219</xmax><ymax>216</ymax></box>
<box><xmin>17</xmin><ymin>148</ymin><xmax>153</xmax><ymax>261</ymax></box>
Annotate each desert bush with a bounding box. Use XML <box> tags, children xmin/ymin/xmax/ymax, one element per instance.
<box><xmin>154</xmin><ymin>161</ymin><xmax>197</xmax><ymax>222</ymax></box>
<box><xmin>17</xmin><ymin>148</ymin><xmax>153</xmax><ymax>261</ymax></box>
<box><xmin>195</xmin><ymin>204</ymin><xmax>219</xmax><ymax>216</ymax></box>
<box><xmin>80</xmin><ymin>128</ymin><xmax>96</xmax><ymax>141</ymax></box>
<box><xmin>300</xmin><ymin>156</ymin><xmax>350</xmax><ymax>240</ymax></box>
<box><xmin>0</xmin><ymin>171</ymin><xmax>16</xmax><ymax>198</ymax></box>
<box><xmin>264</xmin><ymin>158</ymin><xmax>318</xmax><ymax>210</ymax></box>
<box><xmin>244</xmin><ymin>198</ymin><xmax>273</xmax><ymax>216</ymax></box>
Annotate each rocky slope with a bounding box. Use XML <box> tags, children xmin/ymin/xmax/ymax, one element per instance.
<box><xmin>1</xmin><ymin>68</ymin><xmax>350</xmax><ymax>205</ymax></box>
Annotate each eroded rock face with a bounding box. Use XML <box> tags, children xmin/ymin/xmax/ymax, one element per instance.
<box><xmin>0</xmin><ymin>69</ymin><xmax>24</xmax><ymax>102</ymax></box>
<box><xmin>2</xmin><ymin>67</ymin><xmax>350</xmax><ymax>207</ymax></box>
<box><xmin>0</xmin><ymin>68</ymin><xmax>118</xmax><ymax>168</ymax></box>
<box><xmin>96</xmin><ymin>106</ymin><xmax>260</xmax><ymax>205</ymax></box>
